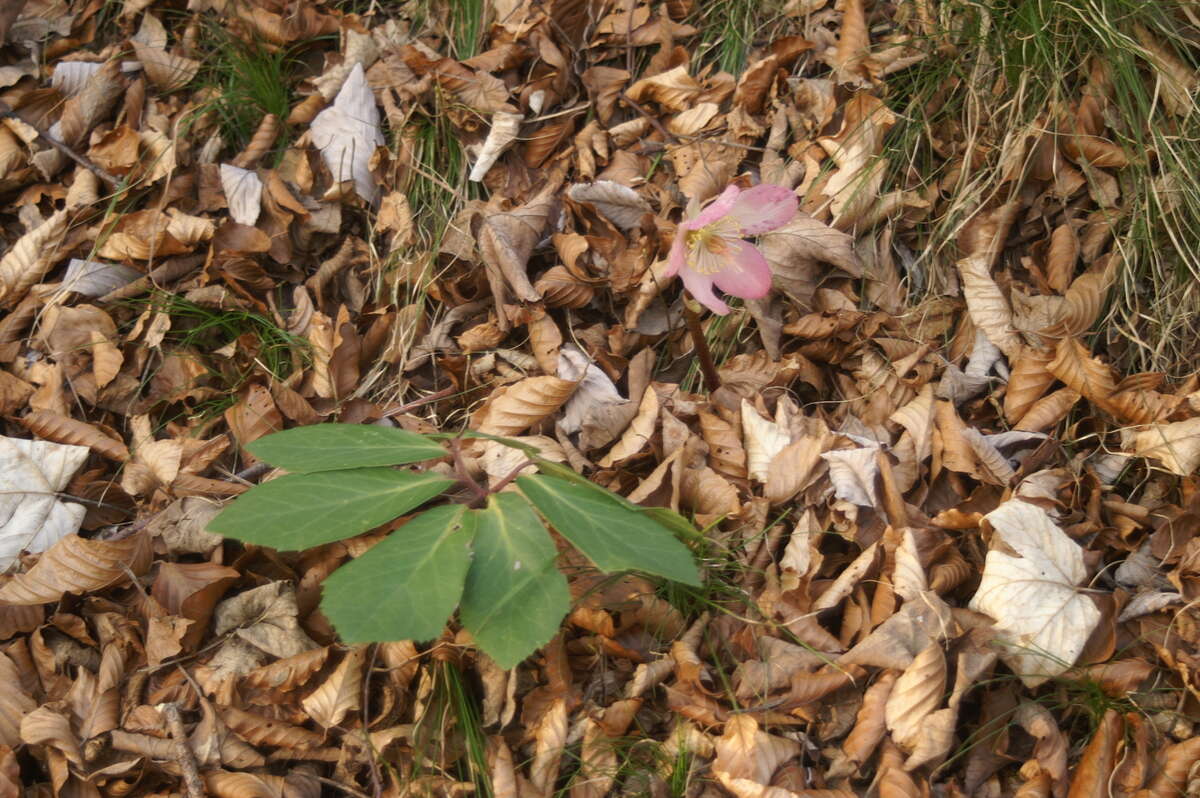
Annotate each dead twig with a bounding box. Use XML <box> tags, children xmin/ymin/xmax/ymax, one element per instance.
<box><xmin>0</xmin><ymin>99</ymin><xmax>123</xmax><ymax>188</ymax></box>
<box><xmin>163</xmin><ymin>702</ymin><xmax>207</xmax><ymax>798</ymax></box>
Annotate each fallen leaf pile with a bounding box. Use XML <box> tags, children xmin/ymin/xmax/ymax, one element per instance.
<box><xmin>1</xmin><ymin>0</ymin><xmax>1199</xmax><ymax>795</ymax></box>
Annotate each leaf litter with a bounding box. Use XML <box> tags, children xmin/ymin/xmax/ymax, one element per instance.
<box><xmin>0</xmin><ymin>0</ymin><xmax>1199</xmax><ymax>795</ymax></box>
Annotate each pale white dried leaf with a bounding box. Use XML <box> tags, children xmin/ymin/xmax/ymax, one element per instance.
<box><xmin>567</xmin><ymin>180</ymin><xmax>651</xmax><ymax>231</ymax></box>
<box><xmin>0</xmin><ymin>436</ymin><xmax>89</xmax><ymax>570</ymax></box>
<box><xmin>892</xmin><ymin>527</ymin><xmax>927</xmax><ymax>602</ymax></box>
<box><xmin>52</xmin><ymin>61</ymin><xmax>103</xmax><ymax>96</ymax></box>
<box><xmin>310</xmin><ymin>62</ymin><xmax>384</xmax><ymax>203</ymax></box>
<box><xmin>470</xmin><ymin>111</ymin><xmax>522</xmax><ymax>181</ymax></box>
<box><xmin>220</xmin><ymin>164</ymin><xmax>263</xmax><ymax>227</ymax></box>
<box><xmin>1131</xmin><ymin>417</ymin><xmax>1200</xmax><ymax>476</ymax></box>
<box><xmin>60</xmin><ymin>259</ymin><xmax>141</xmax><ymax>298</ymax></box>
<box><xmin>742</xmin><ymin>400</ymin><xmax>791</xmax><ymax>483</ymax></box>
<box><xmin>957</xmin><ymin>253</ymin><xmax>1022</xmax><ymax>358</ymax></box>
<box><xmin>821</xmin><ymin>446</ymin><xmax>879</xmax><ymax>506</ymax></box>
<box><xmin>968</xmin><ymin>500</ymin><xmax>1101</xmax><ymax>686</ymax></box>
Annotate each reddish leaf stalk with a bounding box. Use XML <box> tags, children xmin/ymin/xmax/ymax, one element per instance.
<box><xmin>682</xmin><ymin>297</ymin><xmax>722</xmax><ymax>393</ymax></box>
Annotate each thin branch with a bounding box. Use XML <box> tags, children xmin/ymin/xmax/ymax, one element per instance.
<box><xmin>163</xmin><ymin>703</ymin><xmax>206</xmax><ymax>798</ymax></box>
<box><xmin>682</xmin><ymin>298</ymin><xmax>722</xmax><ymax>393</ymax></box>
<box><xmin>0</xmin><ymin>100</ymin><xmax>122</xmax><ymax>188</ymax></box>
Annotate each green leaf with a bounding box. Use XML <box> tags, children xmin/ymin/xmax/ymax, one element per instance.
<box><xmin>321</xmin><ymin>505</ymin><xmax>476</xmax><ymax>642</ymax></box>
<box><xmin>208</xmin><ymin>469</ymin><xmax>453</xmax><ymax>549</ymax></box>
<box><xmin>460</xmin><ymin>494</ymin><xmax>569</xmax><ymax>669</ymax></box>
<box><xmin>516</xmin><ymin>474</ymin><xmax>701</xmax><ymax>586</ymax></box>
<box><xmin>247</xmin><ymin>424</ymin><xmax>446</xmax><ymax>472</ymax></box>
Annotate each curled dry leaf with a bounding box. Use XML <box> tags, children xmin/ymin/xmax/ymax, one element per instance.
<box><xmin>0</xmin><ymin>210</ymin><xmax>69</xmax><ymax>307</ymax></box>
<box><xmin>843</xmin><ymin>670</ymin><xmax>896</xmax><ymax>766</ymax></box>
<box><xmin>1067</xmin><ymin>710</ymin><xmax>1122</xmax><ymax>798</ymax></box>
<box><xmin>567</xmin><ymin>180</ymin><xmax>651</xmax><ymax>231</ymax></box>
<box><xmin>300</xmin><ymin>645</ymin><xmax>365</xmax><ymax>728</ymax></box>
<box><xmin>885</xmin><ymin>641</ymin><xmax>946</xmax><ymax>751</ymax></box>
<box><xmin>219</xmin><ymin>164</ymin><xmax>263</xmax><ymax>227</ymax></box>
<box><xmin>17</xmin><ymin>411</ymin><xmax>128</xmax><ymax>461</ymax></box>
<box><xmin>470</xmin><ymin>111</ymin><xmax>523</xmax><ymax>181</ymax></box>
<box><xmin>742</xmin><ymin>400</ymin><xmax>791</xmax><ymax>483</ymax></box>
<box><xmin>0</xmin><ymin>531</ymin><xmax>153</xmax><ymax>604</ymax></box>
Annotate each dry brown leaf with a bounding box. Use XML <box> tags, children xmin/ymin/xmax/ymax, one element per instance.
<box><xmin>530</xmin><ymin>698</ymin><xmax>568</xmax><ymax>798</ymax></box>
<box><xmin>1005</xmin><ymin>346</ymin><xmax>1056</xmax><ymax>425</ymax></box>
<box><xmin>1015</xmin><ymin>388</ymin><xmax>1080</xmax><ymax>433</ymax></box>
<box><xmin>17</xmin><ymin>411</ymin><xmax>128</xmax><ymax>461</ymax></box>
<box><xmin>475</xmin><ymin>375</ymin><xmax>578</xmax><ymax>437</ymax></box>
<box><xmin>699</xmin><ymin>411</ymin><xmax>748</xmax><ymax>480</ymax></box>
<box><xmin>598</xmin><ymin>386</ymin><xmax>658</xmax><ymax>467</ymax></box>
<box><xmin>626</xmin><ymin>65</ymin><xmax>704</xmax><ymax>111</ymax></box>
<box><xmin>0</xmin><ymin>210</ymin><xmax>69</xmax><ymax>307</ymax></box>
<box><xmin>1131</xmin><ymin>417</ymin><xmax>1200</xmax><ymax>476</ymax></box>
<box><xmin>1048</xmin><ymin>336</ymin><xmax>1118</xmax><ymax>410</ymax></box>
<box><xmin>885</xmin><ymin>641</ymin><xmax>946</xmax><ymax>751</ymax></box>
<box><xmin>0</xmin><ymin>531</ymin><xmax>152</xmax><ymax>604</ymax></box>
<box><xmin>567</xmin><ymin>181</ymin><xmax>651</xmax><ymax>231</ymax></box>
<box><xmin>300</xmin><ymin>645</ymin><xmax>365</xmax><ymax>728</ymax></box>
<box><xmin>713</xmin><ymin>714</ymin><xmax>801</xmax><ymax>788</ymax></box>
<box><xmin>843</xmin><ymin>670</ymin><xmax>896</xmax><ymax>765</ymax></box>
<box><xmin>1067</xmin><ymin>710</ymin><xmax>1122</xmax><ymax>798</ymax></box>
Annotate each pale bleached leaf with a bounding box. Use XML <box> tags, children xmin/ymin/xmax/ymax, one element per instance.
<box><xmin>0</xmin><ymin>437</ymin><xmax>89</xmax><ymax>570</ymax></box>
<box><xmin>220</xmin><ymin>164</ymin><xmax>263</xmax><ymax>227</ymax></box>
<box><xmin>310</xmin><ymin>62</ymin><xmax>384</xmax><ymax>203</ymax></box>
<box><xmin>567</xmin><ymin>181</ymin><xmax>651</xmax><ymax>231</ymax></box>
<box><xmin>968</xmin><ymin>500</ymin><xmax>1101</xmax><ymax>686</ymax></box>
<box><xmin>470</xmin><ymin>111</ymin><xmax>522</xmax><ymax>182</ymax></box>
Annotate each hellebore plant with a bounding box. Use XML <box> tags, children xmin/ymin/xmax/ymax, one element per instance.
<box><xmin>667</xmin><ymin>183</ymin><xmax>798</xmax><ymax>390</ymax></box>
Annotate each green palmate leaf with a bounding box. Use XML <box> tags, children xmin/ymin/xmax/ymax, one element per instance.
<box><xmin>321</xmin><ymin>504</ymin><xmax>476</xmax><ymax>642</ymax></box>
<box><xmin>516</xmin><ymin>474</ymin><xmax>702</xmax><ymax>586</ymax></box>
<box><xmin>247</xmin><ymin>424</ymin><xmax>447</xmax><ymax>472</ymax></box>
<box><xmin>460</xmin><ymin>493</ymin><xmax>570</xmax><ymax>669</ymax></box>
<box><xmin>207</xmin><ymin>469</ymin><xmax>453</xmax><ymax>549</ymax></box>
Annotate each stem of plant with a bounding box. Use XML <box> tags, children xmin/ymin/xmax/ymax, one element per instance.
<box><xmin>682</xmin><ymin>296</ymin><xmax>721</xmax><ymax>393</ymax></box>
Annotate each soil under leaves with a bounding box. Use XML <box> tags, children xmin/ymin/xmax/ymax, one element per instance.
<box><xmin>1</xmin><ymin>0</ymin><xmax>1200</xmax><ymax>796</ymax></box>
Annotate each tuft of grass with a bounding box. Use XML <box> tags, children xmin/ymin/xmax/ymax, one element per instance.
<box><xmin>131</xmin><ymin>292</ymin><xmax>309</xmax><ymax>385</ymax></box>
<box><xmin>191</xmin><ymin>22</ymin><xmax>298</xmax><ymax>157</ymax></box>
<box><xmin>882</xmin><ymin>0</ymin><xmax>1200</xmax><ymax>374</ymax></box>
<box><xmin>690</xmin><ymin>0</ymin><xmax>792</xmax><ymax>74</ymax></box>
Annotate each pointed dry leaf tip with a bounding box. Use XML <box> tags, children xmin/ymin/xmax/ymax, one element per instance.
<box><xmin>665</xmin><ymin>184</ymin><xmax>798</xmax><ymax>315</ymax></box>
<box><xmin>309</xmin><ymin>62</ymin><xmax>384</xmax><ymax>204</ymax></box>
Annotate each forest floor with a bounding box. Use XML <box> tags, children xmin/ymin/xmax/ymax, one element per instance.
<box><xmin>2</xmin><ymin>0</ymin><xmax>1200</xmax><ymax>796</ymax></box>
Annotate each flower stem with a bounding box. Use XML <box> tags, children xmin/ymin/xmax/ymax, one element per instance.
<box><xmin>682</xmin><ymin>296</ymin><xmax>722</xmax><ymax>393</ymax></box>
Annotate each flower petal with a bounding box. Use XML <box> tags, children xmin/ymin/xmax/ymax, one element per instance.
<box><xmin>726</xmin><ymin>184</ymin><xmax>798</xmax><ymax>235</ymax></box>
<box><xmin>665</xmin><ymin>232</ymin><xmax>688</xmax><ymax>278</ymax></box>
<box><xmin>683</xmin><ymin>185</ymin><xmax>741</xmax><ymax>230</ymax></box>
<box><xmin>679</xmin><ymin>266</ymin><xmax>730</xmax><ymax>315</ymax></box>
<box><xmin>711</xmin><ymin>239</ymin><xmax>773</xmax><ymax>300</ymax></box>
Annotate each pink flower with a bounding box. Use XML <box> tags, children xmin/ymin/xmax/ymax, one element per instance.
<box><xmin>666</xmin><ymin>184</ymin><xmax>798</xmax><ymax>315</ymax></box>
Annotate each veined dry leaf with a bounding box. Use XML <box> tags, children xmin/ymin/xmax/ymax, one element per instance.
<box><xmin>1015</xmin><ymin>702</ymin><xmax>1069</xmax><ymax>794</ymax></box>
<box><xmin>742</xmin><ymin>400</ymin><xmax>791</xmax><ymax>483</ymax></box>
<box><xmin>535</xmin><ymin>265</ymin><xmax>594</xmax><ymax>309</ymax></box>
<box><xmin>17</xmin><ymin>411</ymin><xmax>128</xmax><ymax>461</ymax></box>
<box><xmin>877</xmin><ymin>739</ymin><xmax>922</xmax><ymax>798</ymax></box>
<box><xmin>557</xmin><ymin>346</ymin><xmax>633</xmax><ymax>450</ymax></box>
<box><xmin>1048</xmin><ymin>337</ymin><xmax>1117</xmax><ymax>410</ymax></box>
<box><xmin>0</xmin><ymin>437</ymin><xmax>89</xmax><ymax>570</ymax></box>
<box><xmin>625</xmin><ymin>65</ymin><xmax>703</xmax><ymax>111</ymax></box>
<box><xmin>1068</xmin><ymin>710</ymin><xmax>1122</xmax><ymax>798</ymax></box>
<box><xmin>300</xmin><ymin>645</ymin><xmax>365</xmax><ymax>728</ymax></box>
<box><xmin>219</xmin><ymin>164</ymin><xmax>263</xmax><ymax>227</ymax></box>
<box><xmin>470</xmin><ymin>110</ymin><xmax>522</xmax><ymax>181</ymax></box>
<box><xmin>1139</xmin><ymin>735</ymin><xmax>1200</xmax><ymax>798</ymax></box>
<box><xmin>0</xmin><ymin>531</ymin><xmax>152</xmax><ymax>604</ymax></box>
<box><xmin>1134</xmin><ymin>25</ymin><xmax>1198</xmax><ymax>117</ymax></box>
<box><xmin>890</xmin><ymin>384</ymin><xmax>935</xmax><ymax>464</ymax></box>
<box><xmin>699</xmin><ymin>411</ymin><xmax>748</xmax><ymax>480</ymax></box>
<box><xmin>474</xmin><ymin>376</ymin><xmax>578</xmax><ymax>436</ymax></box>
<box><xmin>1045</xmin><ymin>223</ymin><xmax>1079</xmax><ymax>293</ymax></box>
<box><xmin>478</xmin><ymin>182</ymin><xmax>558</xmax><ymax>317</ymax></box>
<box><xmin>310</xmin><ymin>63</ymin><xmax>383</xmax><ymax>203</ymax></box>
<box><xmin>0</xmin><ymin>209</ymin><xmax>69</xmax><ymax>307</ymax></box>
<box><xmin>759</xmin><ymin>213</ymin><xmax>862</xmax><ymax>308</ymax></box>
<box><xmin>598</xmin><ymin>386</ymin><xmax>658</xmax><ymax>467</ymax></box>
<box><xmin>968</xmin><ymin>500</ymin><xmax>1101</xmax><ymax>686</ymax></box>
<box><xmin>1005</xmin><ymin>346</ymin><xmax>1056</xmax><ymax>425</ymax></box>
<box><xmin>829</xmin><ymin>0</ymin><xmax>869</xmax><ymax>82</ymax></box>
<box><xmin>822</xmin><ymin>446</ymin><xmax>879</xmax><ymax>507</ymax></box>
<box><xmin>960</xmin><ymin>426</ymin><xmax>1016</xmax><ymax>485</ymax></box>
<box><xmin>1131</xmin><ymin>417</ymin><xmax>1200</xmax><ymax>476</ymax></box>
<box><xmin>843</xmin><ymin>670</ymin><xmax>896</xmax><ymax>765</ymax></box>
<box><xmin>885</xmin><ymin>641</ymin><xmax>946</xmax><ymax>751</ymax></box>
<box><xmin>765</xmin><ymin>427</ymin><xmax>828</xmax><ymax>506</ymax></box>
<box><xmin>132</xmin><ymin>41</ymin><xmax>200</xmax><ymax>91</ymax></box>
<box><xmin>568</xmin><ymin>181</ymin><xmax>651</xmax><ymax>231</ymax></box>
<box><xmin>816</xmin><ymin>94</ymin><xmax>895</xmax><ymax>224</ymax></box>
<box><xmin>958</xmin><ymin>252</ymin><xmax>1021</xmax><ymax>359</ymax></box>
<box><xmin>1015</xmin><ymin>388</ymin><xmax>1080</xmax><ymax>433</ymax></box>
<box><xmin>680</xmin><ymin>466</ymin><xmax>740</xmax><ymax>518</ymax></box>
<box><xmin>1049</xmin><ymin>264</ymin><xmax>1113</xmax><ymax>336</ymax></box>
<box><xmin>713</xmin><ymin>714</ymin><xmax>801</xmax><ymax>788</ymax></box>
<box><xmin>530</xmin><ymin>699</ymin><xmax>568</xmax><ymax>797</ymax></box>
